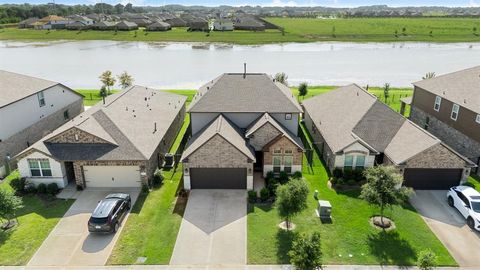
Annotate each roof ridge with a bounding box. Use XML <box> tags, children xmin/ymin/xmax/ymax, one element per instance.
<box><xmin>412</xmin><ymin>65</ymin><xmax>480</xmax><ymax>85</ymax></box>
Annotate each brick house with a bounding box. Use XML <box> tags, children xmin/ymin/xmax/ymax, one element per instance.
<box><xmin>303</xmin><ymin>84</ymin><xmax>475</xmax><ymax>190</ymax></box>
<box><xmin>409</xmin><ymin>66</ymin><xmax>480</xmax><ymax>175</ymax></box>
<box><xmin>181</xmin><ymin>73</ymin><xmax>304</xmax><ymax>190</ymax></box>
<box><xmin>15</xmin><ymin>86</ymin><xmax>186</xmax><ymax>189</ymax></box>
<box><xmin>0</xmin><ymin>70</ymin><xmax>84</xmax><ymax>178</ymax></box>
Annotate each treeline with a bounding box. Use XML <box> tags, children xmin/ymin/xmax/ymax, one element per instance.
<box><xmin>0</xmin><ymin>3</ymin><xmax>143</xmax><ymax>24</ymax></box>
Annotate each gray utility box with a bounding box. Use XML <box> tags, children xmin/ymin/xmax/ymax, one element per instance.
<box><xmin>317</xmin><ymin>200</ymin><xmax>332</xmax><ymax>219</ymax></box>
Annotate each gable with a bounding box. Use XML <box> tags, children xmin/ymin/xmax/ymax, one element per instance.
<box><xmin>404</xmin><ymin>143</ymin><xmax>470</xmax><ymax>169</ymax></box>
<box><xmin>46</xmin><ymin>127</ymin><xmax>112</xmax><ymax>144</ymax></box>
<box><xmin>249</xmin><ymin>122</ymin><xmax>282</xmax><ymax>151</ymax></box>
<box><xmin>263</xmin><ymin>135</ymin><xmax>303</xmax><ymax>153</ymax></box>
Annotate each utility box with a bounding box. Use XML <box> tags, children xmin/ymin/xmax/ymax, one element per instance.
<box><xmin>163</xmin><ymin>153</ymin><xmax>175</xmax><ymax>168</ymax></box>
<box><xmin>317</xmin><ymin>200</ymin><xmax>332</xmax><ymax>220</ymax></box>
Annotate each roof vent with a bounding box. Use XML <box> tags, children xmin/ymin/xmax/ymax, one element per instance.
<box><xmin>145</xmin><ymin>97</ymin><xmax>147</xmax><ymax>101</ymax></box>
<box><xmin>126</xmin><ymin>106</ymin><xmax>128</xmax><ymax>111</ymax></box>
<box><xmin>243</xmin><ymin>62</ymin><xmax>247</xmax><ymax>78</ymax></box>
<box><xmin>154</xmin><ymin>122</ymin><xmax>157</xmax><ymax>133</ymax></box>
<box><xmin>464</xmin><ymin>99</ymin><xmax>467</xmax><ymax>104</ymax></box>
<box><xmin>207</xmin><ymin>86</ymin><xmax>210</xmax><ymax>90</ymax></box>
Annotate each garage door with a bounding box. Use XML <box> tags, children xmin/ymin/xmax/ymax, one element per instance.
<box><xmin>190</xmin><ymin>168</ymin><xmax>246</xmax><ymax>189</ymax></box>
<box><xmin>403</xmin><ymin>168</ymin><xmax>463</xmax><ymax>190</ymax></box>
<box><xmin>83</xmin><ymin>166</ymin><xmax>141</xmax><ymax>188</ymax></box>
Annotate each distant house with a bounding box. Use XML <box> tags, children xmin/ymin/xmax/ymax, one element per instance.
<box><xmin>130</xmin><ymin>18</ymin><xmax>152</xmax><ymax>27</ymax></box>
<box><xmin>115</xmin><ymin>21</ymin><xmax>138</xmax><ymax>31</ymax></box>
<box><xmin>302</xmin><ymin>84</ymin><xmax>475</xmax><ymax>190</ymax></box>
<box><xmin>212</xmin><ymin>18</ymin><xmax>234</xmax><ymax>31</ymax></box>
<box><xmin>15</xmin><ymin>86</ymin><xmax>186</xmax><ymax>189</ymax></box>
<box><xmin>33</xmin><ymin>15</ymin><xmax>70</xmax><ymax>30</ymax></box>
<box><xmin>234</xmin><ymin>18</ymin><xmax>265</xmax><ymax>31</ymax></box>
<box><xmin>67</xmin><ymin>15</ymin><xmax>94</xmax><ymax>25</ymax></box>
<box><xmin>91</xmin><ymin>21</ymin><xmax>116</xmax><ymax>31</ymax></box>
<box><xmin>18</xmin><ymin>18</ymin><xmax>38</xmax><ymax>29</ymax></box>
<box><xmin>66</xmin><ymin>21</ymin><xmax>90</xmax><ymax>30</ymax></box>
<box><xmin>165</xmin><ymin>17</ymin><xmax>187</xmax><ymax>27</ymax></box>
<box><xmin>0</xmin><ymin>70</ymin><xmax>84</xmax><ymax>178</ymax></box>
<box><xmin>146</xmin><ymin>21</ymin><xmax>172</xmax><ymax>31</ymax></box>
<box><xmin>187</xmin><ymin>18</ymin><xmax>209</xmax><ymax>31</ymax></box>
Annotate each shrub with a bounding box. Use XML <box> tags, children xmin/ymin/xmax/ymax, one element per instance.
<box><xmin>248</xmin><ymin>190</ymin><xmax>257</xmax><ymax>203</ymax></box>
<box><xmin>10</xmin><ymin>177</ymin><xmax>26</xmax><ymax>194</ymax></box>
<box><xmin>76</xmin><ymin>184</ymin><xmax>83</xmax><ymax>191</ymax></box>
<box><xmin>417</xmin><ymin>249</ymin><xmax>437</xmax><ymax>270</ymax></box>
<box><xmin>462</xmin><ymin>182</ymin><xmax>475</xmax><ymax>188</ymax></box>
<box><xmin>37</xmin><ymin>183</ymin><xmax>47</xmax><ymax>194</ymax></box>
<box><xmin>336</xmin><ymin>178</ymin><xmax>345</xmax><ymax>186</ymax></box>
<box><xmin>279</xmin><ymin>171</ymin><xmax>289</xmax><ymax>184</ymax></box>
<box><xmin>266</xmin><ymin>171</ymin><xmax>275</xmax><ymax>181</ymax></box>
<box><xmin>260</xmin><ymin>188</ymin><xmax>270</xmax><ymax>202</ymax></box>
<box><xmin>292</xmin><ymin>171</ymin><xmax>302</xmax><ymax>179</ymax></box>
<box><xmin>347</xmin><ymin>179</ymin><xmax>356</xmax><ymax>186</ymax></box>
<box><xmin>330</xmin><ymin>177</ymin><xmax>337</xmax><ymax>185</ymax></box>
<box><xmin>332</xmin><ymin>168</ymin><xmax>343</xmax><ymax>179</ymax></box>
<box><xmin>46</xmin><ymin>183</ymin><xmax>59</xmax><ymax>195</ymax></box>
<box><xmin>24</xmin><ymin>182</ymin><xmax>37</xmax><ymax>194</ymax></box>
<box><xmin>289</xmin><ymin>232</ymin><xmax>322</xmax><ymax>270</ymax></box>
<box><xmin>353</xmin><ymin>169</ymin><xmax>365</xmax><ymax>182</ymax></box>
<box><xmin>153</xmin><ymin>168</ymin><xmax>163</xmax><ymax>186</ymax></box>
<box><xmin>266</xmin><ymin>177</ymin><xmax>279</xmax><ymax>196</ymax></box>
<box><xmin>343</xmin><ymin>168</ymin><xmax>354</xmax><ymax>180</ymax></box>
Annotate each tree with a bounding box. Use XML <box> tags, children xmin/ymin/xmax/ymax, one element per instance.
<box><xmin>117</xmin><ymin>71</ymin><xmax>134</xmax><ymax>89</ymax></box>
<box><xmin>99</xmin><ymin>85</ymin><xmax>107</xmax><ymax>98</ymax></box>
<box><xmin>0</xmin><ymin>189</ymin><xmax>23</xmax><ymax>227</ymax></box>
<box><xmin>99</xmin><ymin>70</ymin><xmax>116</xmax><ymax>94</ymax></box>
<box><xmin>417</xmin><ymin>249</ymin><xmax>437</xmax><ymax>270</ymax></box>
<box><xmin>360</xmin><ymin>166</ymin><xmax>412</xmax><ymax>227</ymax></box>
<box><xmin>383</xmin><ymin>83</ymin><xmax>390</xmax><ymax>103</ymax></box>
<box><xmin>298</xmin><ymin>82</ymin><xmax>308</xmax><ymax>100</ymax></box>
<box><xmin>289</xmin><ymin>232</ymin><xmax>322</xmax><ymax>270</ymax></box>
<box><xmin>422</xmin><ymin>72</ymin><xmax>436</xmax><ymax>80</ymax></box>
<box><xmin>274</xmin><ymin>72</ymin><xmax>288</xmax><ymax>86</ymax></box>
<box><xmin>276</xmin><ymin>178</ymin><xmax>309</xmax><ymax>229</ymax></box>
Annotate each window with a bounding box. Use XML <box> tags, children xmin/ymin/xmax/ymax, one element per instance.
<box><xmin>28</xmin><ymin>159</ymin><xmax>52</xmax><ymax>177</ymax></box>
<box><xmin>285</xmin><ymin>113</ymin><xmax>292</xmax><ymax>120</ymax></box>
<box><xmin>284</xmin><ymin>149</ymin><xmax>293</xmax><ymax>154</ymax></box>
<box><xmin>434</xmin><ymin>96</ymin><xmax>441</xmax><ymax>111</ymax></box>
<box><xmin>284</xmin><ymin>156</ymin><xmax>293</xmax><ymax>174</ymax></box>
<box><xmin>273</xmin><ymin>156</ymin><xmax>282</xmax><ymax>173</ymax></box>
<box><xmin>424</xmin><ymin>116</ymin><xmax>430</xmax><ymax>130</ymax></box>
<box><xmin>355</xmin><ymin>155</ymin><xmax>365</xmax><ymax>169</ymax></box>
<box><xmin>344</xmin><ymin>155</ymin><xmax>354</xmax><ymax>170</ymax></box>
<box><xmin>476</xmin><ymin>114</ymin><xmax>480</xmax><ymax>124</ymax></box>
<box><xmin>451</xmin><ymin>104</ymin><xmax>460</xmax><ymax>121</ymax></box>
<box><xmin>273</xmin><ymin>148</ymin><xmax>282</xmax><ymax>154</ymax></box>
<box><xmin>63</xmin><ymin>110</ymin><xmax>70</xmax><ymax>120</ymax></box>
<box><xmin>37</xmin><ymin>91</ymin><xmax>45</xmax><ymax>107</ymax></box>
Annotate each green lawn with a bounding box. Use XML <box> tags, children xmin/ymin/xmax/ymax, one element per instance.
<box><xmin>75</xmin><ymin>89</ymin><xmax>120</xmax><ymax>106</ymax></box>
<box><xmin>107</xmin><ymin>113</ymin><xmax>190</xmax><ymax>265</ymax></box>
<box><xmin>467</xmin><ymin>174</ymin><xmax>480</xmax><ymax>192</ymax></box>
<box><xmin>2</xmin><ymin>17</ymin><xmax>480</xmax><ymax>44</ymax></box>
<box><xmin>0</xmin><ymin>171</ymin><xmax>74</xmax><ymax>265</ymax></box>
<box><xmin>247</xmin><ymin>126</ymin><xmax>456</xmax><ymax>266</ymax></box>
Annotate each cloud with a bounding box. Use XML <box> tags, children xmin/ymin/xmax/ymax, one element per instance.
<box><xmin>263</xmin><ymin>0</ymin><xmax>299</xmax><ymax>7</ymax></box>
<box><xmin>470</xmin><ymin>0</ymin><xmax>479</xmax><ymax>7</ymax></box>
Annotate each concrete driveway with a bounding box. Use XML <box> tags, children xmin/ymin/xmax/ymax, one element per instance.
<box><xmin>410</xmin><ymin>190</ymin><xmax>480</xmax><ymax>267</ymax></box>
<box><xmin>27</xmin><ymin>188</ymin><xmax>140</xmax><ymax>267</ymax></box>
<box><xmin>170</xmin><ymin>190</ymin><xmax>247</xmax><ymax>266</ymax></box>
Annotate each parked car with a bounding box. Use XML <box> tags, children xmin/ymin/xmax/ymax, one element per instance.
<box><xmin>88</xmin><ymin>193</ymin><xmax>131</xmax><ymax>233</ymax></box>
<box><xmin>447</xmin><ymin>186</ymin><xmax>480</xmax><ymax>230</ymax></box>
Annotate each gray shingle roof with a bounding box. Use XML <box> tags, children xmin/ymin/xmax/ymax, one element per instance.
<box><xmin>413</xmin><ymin>66</ymin><xmax>480</xmax><ymax>114</ymax></box>
<box><xmin>181</xmin><ymin>114</ymin><xmax>256</xmax><ymax>161</ymax></box>
<box><xmin>17</xmin><ymin>86</ymin><xmax>186</xmax><ymax>161</ymax></box>
<box><xmin>188</xmin><ymin>73</ymin><xmax>302</xmax><ymax>113</ymax></box>
<box><xmin>0</xmin><ymin>70</ymin><xmax>76</xmax><ymax>108</ymax></box>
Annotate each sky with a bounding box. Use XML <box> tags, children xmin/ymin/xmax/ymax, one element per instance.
<box><xmin>1</xmin><ymin>0</ymin><xmax>478</xmax><ymax>8</ymax></box>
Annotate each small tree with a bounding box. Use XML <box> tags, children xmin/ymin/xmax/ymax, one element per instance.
<box><xmin>417</xmin><ymin>249</ymin><xmax>437</xmax><ymax>270</ymax></box>
<box><xmin>422</xmin><ymin>72</ymin><xmax>436</xmax><ymax>80</ymax></box>
<box><xmin>99</xmin><ymin>85</ymin><xmax>107</xmax><ymax>98</ymax></box>
<box><xmin>276</xmin><ymin>178</ymin><xmax>309</xmax><ymax>229</ymax></box>
<box><xmin>289</xmin><ymin>232</ymin><xmax>322</xmax><ymax>270</ymax></box>
<box><xmin>99</xmin><ymin>70</ymin><xmax>116</xmax><ymax>94</ymax></box>
<box><xmin>360</xmin><ymin>166</ymin><xmax>412</xmax><ymax>227</ymax></box>
<box><xmin>117</xmin><ymin>71</ymin><xmax>134</xmax><ymax>89</ymax></box>
<box><xmin>402</xmin><ymin>27</ymin><xmax>407</xmax><ymax>35</ymax></box>
<box><xmin>298</xmin><ymin>82</ymin><xmax>308</xmax><ymax>100</ymax></box>
<box><xmin>274</xmin><ymin>72</ymin><xmax>288</xmax><ymax>86</ymax></box>
<box><xmin>0</xmin><ymin>189</ymin><xmax>23</xmax><ymax>227</ymax></box>
<box><xmin>383</xmin><ymin>83</ymin><xmax>390</xmax><ymax>103</ymax></box>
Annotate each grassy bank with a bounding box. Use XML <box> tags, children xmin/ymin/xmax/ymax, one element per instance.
<box><xmin>2</xmin><ymin>17</ymin><xmax>480</xmax><ymax>44</ymax></box>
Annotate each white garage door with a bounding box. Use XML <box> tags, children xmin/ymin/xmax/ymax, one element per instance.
<box><xmin>83</xmin><ymin>166</ymin><xmax>141</xmax><ymax>188</ymax></box>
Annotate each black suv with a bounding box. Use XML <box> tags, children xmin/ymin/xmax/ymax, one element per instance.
<box><xmin>88</xmin><ymin>193</ymin><xmax>131</xmax><ymax>233</ymax></box>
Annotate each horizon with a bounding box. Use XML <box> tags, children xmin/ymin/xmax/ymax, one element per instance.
<box><xmin>0</xmin><ymin>0</ymin><xmax>479</xmax><ymax>8</ymax></box>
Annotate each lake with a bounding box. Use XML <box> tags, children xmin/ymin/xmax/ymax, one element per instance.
<box><xmin>1</xmin><ymin>40</ymin><xmax>479</xmax><ymax>89</ymax></box>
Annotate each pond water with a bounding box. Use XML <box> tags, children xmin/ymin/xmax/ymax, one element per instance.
<box><xmin>1</xmin><ymin>40</ymin><xmax>480</xmax><ymax>89</ymax></box>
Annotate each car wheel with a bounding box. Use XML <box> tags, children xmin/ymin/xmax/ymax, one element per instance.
<box><xmin>467</xmin><ymin>217</ymin><xmax>475</xmax><ymax>230</ymax></box>
<box><xmin>447</xmin><ymin>196</ymin><xmax>454</xmax><ymax>207</ymax></box>
<box><xmin>113</xmin><ymin>223</ymin><xmax>119</xmax><ymax>233</ymax></box>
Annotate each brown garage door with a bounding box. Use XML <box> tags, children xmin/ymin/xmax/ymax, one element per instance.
<box><xmin>190</xmin><ymin>168</ymin><xmax>247</xmax><ymax>189</ymax></box>
<box><xmin>403</xmin><ymin>168</ymin><xmax>463</xmax><ymax>190</ymax></box>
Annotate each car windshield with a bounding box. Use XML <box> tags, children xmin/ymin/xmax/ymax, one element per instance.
<box><xmin>472</xmin><ymin>201</ymin><xmax>480</xmax><ymax>213</ymax></box>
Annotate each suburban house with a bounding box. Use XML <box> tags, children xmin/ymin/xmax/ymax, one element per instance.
<box><xmin>212</xmin><ymin>19</ymin><xmax>234</xmax><ymax>31</ymax></box>
<box><xmin>18</xmin><ymin>17</ymin><xmax>39</xmax><ymax>28</ymax></box>
<box><xmin>234</xmin><ymin>18</ymin><xmax>265</xmax><ymax>31</ymax></box>
<box><xmin>181</xmin><ymin>73</ymin><xmax>304</xmax><ymax>190</ymax></box>
<box><xmin>302</xmin><ymin>84</ymin><xmax>475</xmax><ymax>190</ymax></box>
<box><xmin>146</xmin><ymin>21</ymin><xmax>172</xmax><ymax>31</ymax></box>
<box><xmin>15</xmin><ymin>86</ymin><xmax>186</xmax><ymax>189</ymax></box>
<box><xmin>32</xmin><ymin>15</ymin><xmax>70</xmax><ymax>30</ymax></box>
<box><xmin>91</xmin><ymin>21</ymin><xmax>117</xmax><ymax>30</ymax></box>
<box><xmin>187</xmin><ymin>18</ymin><xmax>209</xmax><ymax>31</ymax></box>
<box><xmin>409</xmin><ymin>66</ymin><xmax>480</xmax><ymax>175</ymax></box>
<box><xmin>0</xmin><ymin>70</ymin><xmax>84</xmax><ymax>178</ymax></box>
<box><xmin>115</xmin><ymin>21</ymin><xmax>138</xmax><ymax>31</ymax></box>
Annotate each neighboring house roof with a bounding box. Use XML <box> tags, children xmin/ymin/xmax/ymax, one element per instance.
<box><xmin>16</xmin><ymin>86</ymin><xmax>187</xmax><ymax>161</ymax></box>
<box><xmin>189</xmin><ymin>73</ymin><xmax>302</xmax><ymax>113</ymax></box>
<box><xmin>0</xmin><ymin>70</ymin><xmax>81</xmax><ymax>108</ymax></box>
<box><xmin>92</xmin><ymin>21</ymin><xmax>116</xmax><ymax>27</ymax></box>
<box><xmin>181</xmin><ymin>114</ymin><xmax>256</xmax><ymax>161</ymax></box>
<box><xmin>246</xmin><ymin>113</ymin><xmax>304</xmax><ymax>150</ymax></box>
<box><xmin>147</xmin><ymin>21</ymin><xmax>171</xmax><ymax>29</ymax></box>
<box><xmin>412</xmin><ymin>66</ymin><xmax>480</xmax><ymax>114</ymax></box>
<box><xmin>19</xmin><ymin>18</ymin><xmax>39</xmax><ymax>25</ymax></box>
<box><xmin>116</xmin><ymin>21</ymin><xmax>138</xmax><ymax>27</ymax></box>
<box><xmin>39</xmin><ymin>15</ymin><xmax>67</xmax><ymax>22</ymax></box>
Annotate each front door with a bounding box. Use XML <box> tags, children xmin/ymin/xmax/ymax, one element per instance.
<box><xmin>64</xmin><ymin>162</ymin><xmax>76</xmax><ymax>184</ymax></box>
<box><xmin>254</xmin><ymin>151</ymin><xmax>263</xmax><ymax>172</ymax></box>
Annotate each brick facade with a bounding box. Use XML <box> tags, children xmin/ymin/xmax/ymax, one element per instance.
<box><xmin>0</xmin><ymin>99</ymin><xmax>83</xmax><ymax>169</ymax></box>
<box><xmin>248</xmin><ymin>123</ymin><xmax>282</xmax><ymax>151</ymax></box>
<box><xmin>263</xmin><ymin>136</ymin><xmax>303</xmax><ymax>166</ymax></box>
<box><xmin>410</xmin><ymin>106</ymin><xmax>480</xmax><ymax>174</ymax></box>
<box><xmin>47</xmin><ymin>127</ymin><xmax>110</xmax><ymax>144</ymax></box>
<box><xmin>405</xmin><ymin>143</ymin><xmax>470</xmax><ymax>169</ymax></box>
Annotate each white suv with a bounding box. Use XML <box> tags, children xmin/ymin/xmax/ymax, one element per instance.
<box><xmin>447</xmin><ymin>186</ymin><xmax>480</xmax><ymax>231</ymax></box>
